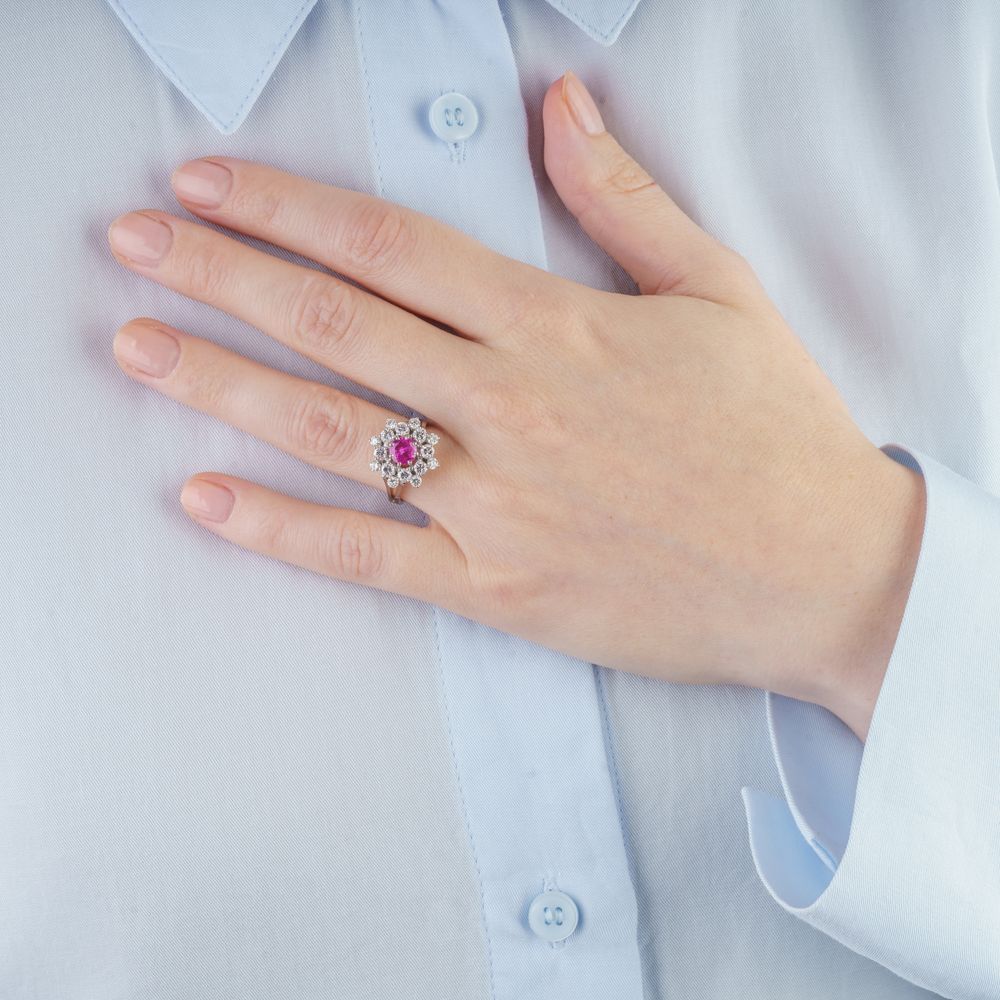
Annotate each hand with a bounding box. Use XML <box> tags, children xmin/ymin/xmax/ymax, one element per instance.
<box><xmin>107</xmin><ymin>71</ymin><xmax>925</xmax><ymax>741</ymax></box>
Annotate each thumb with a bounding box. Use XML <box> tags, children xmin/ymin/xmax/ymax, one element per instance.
<box><xmin>542</xmin><ymin>71</ymin><xmax>752</xmax><ymax>303</ymax></box>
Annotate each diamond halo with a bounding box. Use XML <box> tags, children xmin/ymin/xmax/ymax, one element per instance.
<box><xmin>368</xmin><ymin>416</ymin><xmax>440</xmax><ymax>502</ymax></box>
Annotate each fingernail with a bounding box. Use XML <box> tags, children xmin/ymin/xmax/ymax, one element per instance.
<box><xmin>561</xmin><ymin>70</ymin><xmax>605</xmax><ymax>136</ymax></box>
<box><xmin>180</xmin><ymin>479</ymin><xmax>235</xmax><ymax>523</ymax></box>
<box><xmin>113</xmin><ymin>324</ymin><xmax>180</xmax><ymax>378</ymax></box>
<box><xmin>108</xmin><ymin>213</ymin><xmax>172</xmax><ymax>265</ymax></box>
<box><xmin>171</xmin><ymin>159</ymin><xmax>233</xmax><ymax>209</ymax></box>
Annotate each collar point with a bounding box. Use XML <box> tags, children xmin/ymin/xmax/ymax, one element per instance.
<box><xmin>543</xmin><ymin>0</ymin><xmax>642</xmax><ymax>45</ymax></box>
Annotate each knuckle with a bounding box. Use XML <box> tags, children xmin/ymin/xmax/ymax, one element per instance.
<box><xmin>467</xmin><ymin>379</ymin><xmax>566</xmax><ymax>438</ymax></box>
<box><xmin>179</xmin><ymin>240</ymin><xmax>232</xmax><ymax>301</ymax></box>
<box><xmin>723</xmin><ymin>246</ymin><xmax>757</xmax><ymax>280</ymax></box>
<box><xmin>253</xmin><ymin>504</ymin><xmax>292</xmax><ymax>554</ymax></box>
<box><xmin>327</xmin><ymin>515</ymin><xmax>387</xmax><ymax>580</ymax></box>
<box><xmin>289</xmin><ymin>277</ymin><xmax>364</xmax><ymax>359</ymax></box>
<box><xmin>226</xmin><ymin>178</ymin><xmax>284</xmax><ymax>230</ymax></box>
<box><xmin>504</xmin><ymin>283</ymin><xmax>576</xmax><ymax>339</ymax></box>
<box><xmin>287</xmin><ymin>386</ymin><xmax>358</xmax><ymax>466</ymax></box>
<box><xmin>602</xmin><ymin>153</ymin><xmax>658</xmax><ymax>197</ymax></box>
<box><xmin>467</xmin><ymin>379</ymin><xmax>519</xmax><ymax>427</ymax></box>
<box><xmin>484</xmin><ymin>573</ymin><xmax>522</xmax><ymax>618</ymax></box>
<box><xmin>475</xmin><ymin>554</ymin><xmax>551</xmax><ymax>626</ymax></box>
<box><xmin>339</xmin><ymin>199</ymin><xmax>415</xmax><ymax>277</ymax></box>
<box><xmin>716</xmin><ymin>245</ymin><xmax>764</xmax><ymax>299</ymax></box>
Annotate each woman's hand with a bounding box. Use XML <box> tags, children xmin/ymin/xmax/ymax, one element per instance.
<box><xmin>107</xmin><ymin>71</ymin><xmax>925</xmax><ymax>740</ymax></box>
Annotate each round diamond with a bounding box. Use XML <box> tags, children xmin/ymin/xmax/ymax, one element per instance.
<box><xmin>413</xmin><ymin>460</ymin><xmax>428</xmax><ymax>475</ymax></box>
<box><xmin>410</xmin><ymin>476</ymin><xmax>422</xmax><ymax>488</ymax></box>
<box><xmin>386</xmin><ymin>476</ymin><xmax>400</xmax><ymax>488</ymax></box>
<box><xmin>413</xmin><ymin>427</ymin><xmax>427</xmax><ymax>443</ymax></box>
<box><xmin>399</xmin><ymin>468</ymin><xmax>412</xmax><ymax>482</ymax></box>
<box><xmin>380</xmin><ymin>428</ymin><xmax>394</xmax><ymax>442</ymax></box>
<box><xmin>374</xmin><ymin>446</ymin><xmax>387</xmax><ymax>461</ymax></box>
<box><xmin>408</xmin><ymin>416</ymin><xmax>421</xmax><ymax>428</ymax></box>
<box><xmin>369</xmin><ymin>461</ymin><xmax>380</xmax><ymax>472</ymax></box>
<box><xmin>428</xmin><ymin>458</ymin><xmax>439</xmax><ymax>470</ymax></box>
<box><xmin>427</xmin><ymin>432</ymin><xmax>440</xmax><ymax>445</ymax></box>
<box><xmin>419</xmin><ymin>444</ymin><xmax>434</xmax><ymax>459</ymax></box>
<box><xmin>381</xmin><ymin>462</ymin><xmax>397</xmax><ymax>477</ymax></box>
<box><xmin>369</xmin><ymin>435</ymin><xmax>380</xmax><ymax>446</ymax></box>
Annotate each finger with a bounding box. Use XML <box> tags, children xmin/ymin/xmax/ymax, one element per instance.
<box><xmin>178</xmin><ymin>471</ymin><xmax>468</xmax><ymax>608</ymax></box>
<box><xmin>113</xmin><ymin>318</ymin><xmax>464</xmax><ymax>510</ymax></box>
<box><xmin>541</xmin><ymin>71</ymin><xmax>760</xmax><ymax>304</ymax></box>
<box><xmin>107</xmin><ymin>210</ymin><xmax>478</xmax><ymax>425</ymax></box>
<box><xmin>168</xmin><ymin>156</ymin><xmax>581</xmax><ymax>339</ymax></box>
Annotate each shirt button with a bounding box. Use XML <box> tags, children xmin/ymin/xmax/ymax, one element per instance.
<box><xmin>527</xmin><ymin>889</ymin><xmax>580</xmax><ymax>942</ymax></box>
<box><xmin>428</xmin><ymin>92</ymin><xmax>479</xmax><ymax>142</ymax></box>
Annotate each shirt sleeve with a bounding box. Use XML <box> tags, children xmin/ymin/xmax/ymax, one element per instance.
<box><xmin>740</xmin><ymin>442</ymin><xmax>1000</xmax><ymax>1000</ymax></box>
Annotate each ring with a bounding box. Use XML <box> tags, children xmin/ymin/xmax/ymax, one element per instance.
<box><xmin>369</xmin><ymin>416</ymin><xmax>441</xmax><ymax>504</ymax></box>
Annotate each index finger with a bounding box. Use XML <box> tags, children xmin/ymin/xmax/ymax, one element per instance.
<box><xmin>169</xmin><ymin>157</ymin><xmax>571</xmax><ymax>341</ymax></box>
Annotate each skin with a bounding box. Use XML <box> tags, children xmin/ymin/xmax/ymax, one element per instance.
<box><xmin>107</xmin><ymin>71</ymin><xmax>926</xmax><ymax>742</ymax></box>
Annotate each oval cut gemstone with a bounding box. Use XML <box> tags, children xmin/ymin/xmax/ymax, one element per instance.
<box><xmin>391</xmin><ymin>436</ymin><xmax>418</xmax><ymax>467</ymax></box>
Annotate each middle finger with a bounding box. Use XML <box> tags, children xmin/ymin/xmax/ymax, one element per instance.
<box><xmin>107</xmin><ymin>210</ymin><xmax>482</xmax><ymax>427</ymax></box>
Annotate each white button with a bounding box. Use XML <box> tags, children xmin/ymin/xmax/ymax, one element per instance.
<box><xmin>428</xmin><ymin>92</ymin><xmax>479</xmax><ymax>142</ymax></box>
<box><xmin>527</xmin><ymin>889</ymin><xmax>579</xmax><ymax>942</ymax></box>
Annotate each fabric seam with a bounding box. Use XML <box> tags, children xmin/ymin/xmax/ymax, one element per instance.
<box><xmin>543</xmin><ymin>0</ymin><xmax>636</xmax><ymax>42</ymax></box>
<box><xmin>430</xmin><ymin>605</ymin><xmax>498</xmax><ymax>1000</ymax></box>
<box><xmin>105</xmin><ymin>0</ymin><xmax>314</xmax><ymax>132</ymax></box>
<box><xmin>354</xmin><ymin>0</ymin><xmax>387</xmax><ymax>197</ymax></box>
<box><xmin>594</xmin><ymin>666</ymin><xmax>633</xmax><ymax>866</ymax></box>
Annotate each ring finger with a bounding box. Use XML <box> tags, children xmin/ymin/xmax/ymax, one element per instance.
<box><xmin>113</xmin><ymin>317</ymin><xmax>468</xmax><ymax>511</ymax></box>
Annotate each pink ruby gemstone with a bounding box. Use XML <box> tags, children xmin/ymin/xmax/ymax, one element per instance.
<box><xmin>391</xmin><ymin>436</ymin><xmax>418</xmax><ymax>467</ymax></box>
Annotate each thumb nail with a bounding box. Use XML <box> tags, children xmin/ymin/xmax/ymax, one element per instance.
<box><xmin>561</xmin><ymin>71</ymin><xmax>606</xmax><ymax>136</ymax></box>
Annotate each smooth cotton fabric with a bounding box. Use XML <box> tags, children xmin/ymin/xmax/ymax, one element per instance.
<box><xmin>1</xmin><ymin>1</ymin><xmax>998</xmax><ymax>998</ymax></box>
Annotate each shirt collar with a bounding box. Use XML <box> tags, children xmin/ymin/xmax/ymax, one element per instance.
<box><xmin>105</xmin><ymin>0</ymin><xmax>642</xmax><ymax>135</ymax></box>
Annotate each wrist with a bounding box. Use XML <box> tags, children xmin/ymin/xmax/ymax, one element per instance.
<box><xmin>770</xmin><ymin>446</ymin><xmax>926</xmax><ymax>741</ymax></box>
<box><xmin>812</xmin><ymin>449</ymin><xmax>926</xmax><ymax>740</ymax></box>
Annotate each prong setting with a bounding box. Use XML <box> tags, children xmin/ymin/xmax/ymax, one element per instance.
<box><xmin>371</xmin><ymin>416</ymin><xmax>439</xmax><ymax>492</ymax></box>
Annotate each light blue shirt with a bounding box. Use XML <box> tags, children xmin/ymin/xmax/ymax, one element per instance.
<box><xmin>2</xmin><ymin>1</ymin><xmax>999</xmax><ymax>997</ymax></box>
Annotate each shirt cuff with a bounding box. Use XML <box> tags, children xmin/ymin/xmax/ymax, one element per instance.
<box><xmin>741</xmin><ymin>442</ymin><xmax>1000</xmax><ymax>999</ymax></box>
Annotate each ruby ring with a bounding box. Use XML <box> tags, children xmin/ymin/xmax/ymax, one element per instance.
<box><xmin>369</xmin><ymin>416</ymin><xmax>441</xmax><ymax>504</ymax></box>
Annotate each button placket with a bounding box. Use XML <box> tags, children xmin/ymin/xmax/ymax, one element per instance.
<box><xmin>352</xmin><ymin>0</ymin><xmax>644</xmax><ymax>995</ymax></box>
